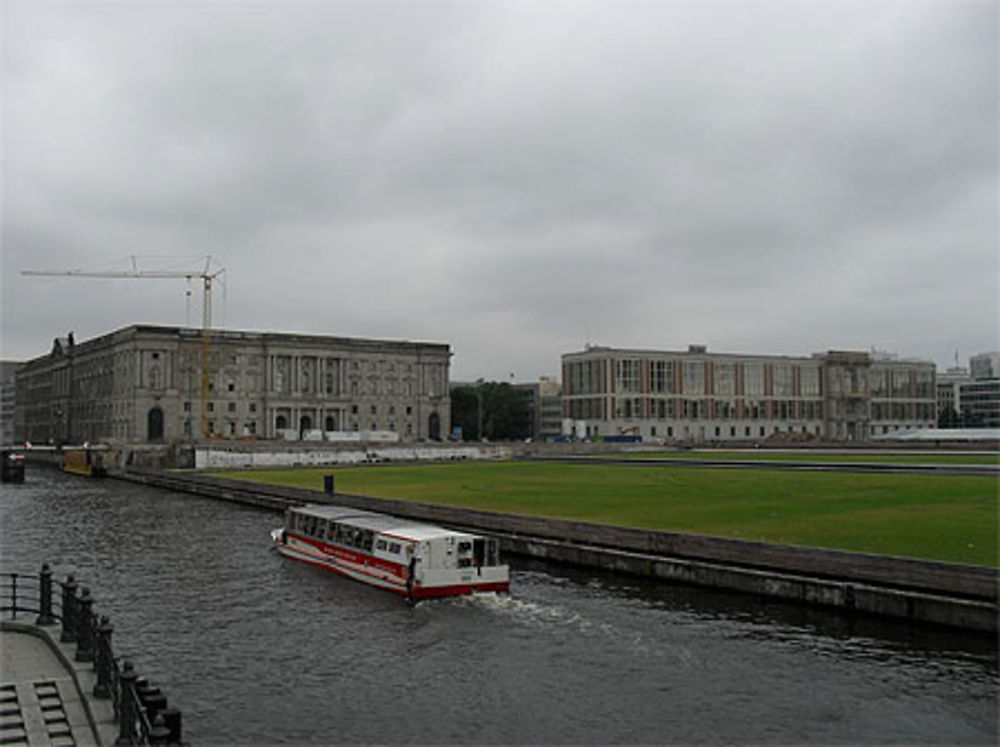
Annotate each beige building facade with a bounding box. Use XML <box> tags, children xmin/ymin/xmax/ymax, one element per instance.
<box><xmin>16</xmin><ymin>325</ymin><xmax>452</xmax><ymax>445</ymax></box>
<box><xmin>562</xmin><ymin>345</ymin><xmax>936</xmax><ymax>443</ymax></box>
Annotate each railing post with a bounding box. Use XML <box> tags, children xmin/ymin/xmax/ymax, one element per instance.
<box><xmin>60</xmin><ymin>575</ymin><xmax>78</xmax><ymax>643</ymax></box>
<box><xmin>74</xmin><ymin>587</ymin><xmax>94</xmax><ymax>663</ymax></box>
<box><xmin>115</xmin><ymin>660</ymin><xmax>137</xmax><ymax>747</ymax></box>
<box><xmin>93</xmin><ymin>616</ymin><xmax>114</xmax><ymax>699</ymax></box>
<box><xmin>10</xmin><ymin>573</ymin><xmax>18</xmax><ymax>619</ymax></box>
<box><xmin>36</xmin><ymin>563</ymin><xmax>56</xmax><ymax>626</ymax></box>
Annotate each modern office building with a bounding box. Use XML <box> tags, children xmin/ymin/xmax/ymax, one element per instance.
<box><xmin>935</xmin><ymin>352</ymin><xmax>1000</xmax><ymax>428</ymax></box>
<box><xmin>513</xmin><ymin>376</ymin><xmax>563</xmax><ymax>441</ymax></box>
<box><xmin>562</xmin><ymin>345</ymin><xmax>936</xmax><ymax>443</ymax></box>
<box><xmin>936</xmin><ymin>367</ymin><xmax>972</xmax><ymax>420</ymax></box>
<box><xmin>15</xmin><ymin>325</ymin><xmax>452</xmax><ymax>445</ymax></box>
<box><xmin>969</xmin><ymin>352</ymin><xmax>1000</xmax><ymax>381</ymax></box>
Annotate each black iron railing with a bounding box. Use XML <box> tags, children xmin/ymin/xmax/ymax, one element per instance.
<box><xmin>1</xmin><ymin>564</ymin><xmax>183</xmax><ymax>745</ymax></box>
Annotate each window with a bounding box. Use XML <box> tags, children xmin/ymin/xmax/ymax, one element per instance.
<box><xmin>745</xmin><ymin>364</ymin><xmax>764</xmax><ymax>396</ymax></box>
<box><xmin>774</xmin><ymin>365</ymin><xmax>793</xmax><ymax>397</ymax></box>
<box><xmin>801</xmin><ymin>367</ymin><xmax>820</xmax><ymax>397</ymax></box>
<box><xmin>650</xmin><ymin>360</ymin><xmax>670</xmax><ymax>393</ymax></box>
<box><xmin>183</xmin><ymin>401</ymin><xmax>191</xmax><ymax>412</ymax></box>
<box><xmin>371</xmin><ymin>405</ymin><xmax>377</xmax><ymax>415</ymax></box>
<box><xmin>208</xmin><ymin>402</ymin><xmax>215</xmax><ymax>412</ymax></box>
<box><xmin>617</xmin><ymin>359</ymin><xmax>640</xmax><ymax>392</ymax></box>
<box><xmin>228</xmin><ymin>402</ymin><xmax>236</xmax><ymax>413</ymax></box>
<box><xmin>683</xmin><ymin>362</ymin><xmax>704</xmax><ymax>395</ymax></box>
<box><xmin>249</xmin><ymin>403</ymin><xmax>257</xmax><ymax>413</ymax></box>
<box><xmin>715</xmin><ymin>364</ymin><xmax>734</xmax><ymax>396</ymax></box>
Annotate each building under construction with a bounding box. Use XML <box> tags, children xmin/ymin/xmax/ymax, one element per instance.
<box><xmin>14</xmin><ymin>325</ymin><xmax>452</xmax><ymax>445</ymax></box>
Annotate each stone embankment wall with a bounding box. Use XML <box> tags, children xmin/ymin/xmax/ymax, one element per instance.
<box><xmin>119</xmin><ymin>469</ymin><xmax>998</xmax><ymax>633</ymax></box>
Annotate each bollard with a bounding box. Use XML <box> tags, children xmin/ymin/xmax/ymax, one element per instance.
<box><xmin>116</xmin><ymin>660</ymin><xmax>138</xmax><ymax>747</ymax></box>
<box><xmin>148</xmin><ymin>713</ymin><xmax>171</xmax><ymax>745</ymax></box>
<box><xmin>36</xmin><ymin>564</ymin><xmax>55</xmax><ymax>626</ymax></box>
<box><xmin>93</xmin><ymin>616</ymin><xmax>114</xmax><ymax>699</ymax></box>
<box><xmin>159</xmin><ymin>708</ymin><xmax>182</xmax><ymax>745</ymax></box>
<box><xmin>135</xmin><ymin>680</ymin><xmax>159</xmax><ymax>709</ymax></box>
<box><xmin>324</xmin><ymin>473</ymin><xmax>335</xmax><ymax>495</ymax></box>
<box><xmin>60</xmin><ymin>576</ymin><xmax>78</xmax><ymax>643</ymax></box>
<box><xmin>74</xmin><ymin>587</ymin><xmax>94</xmax><ymax>663</ymax></box>
<box><xmin>145</xmin><ymin>693</ymin><xmax>168</xmax><ymax>724</ymax></box>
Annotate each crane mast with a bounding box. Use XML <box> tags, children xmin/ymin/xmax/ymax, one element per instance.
<box><xmin>21</xmin><ymin>256</ymin><xmax>225</xmax><ymax>440</ymax></box>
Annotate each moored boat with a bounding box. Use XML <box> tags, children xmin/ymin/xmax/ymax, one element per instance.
<box><xmin>62</xmin><ymin>446</ymin><xmax>108</xmax><ymax>478</ymax></box>
<box><xmin>271</xmin><ymin>503</ymin><xmax>510</xmax><ymax>601</ymax></box>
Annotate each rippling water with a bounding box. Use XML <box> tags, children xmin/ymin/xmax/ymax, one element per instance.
<box><xmin>2</xmin><ymin>466</ymin><xmax>996</xmax><ymax>745</ymax></box>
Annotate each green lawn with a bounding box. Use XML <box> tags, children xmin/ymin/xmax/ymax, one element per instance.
<box><xmin>214</xmin><ymin>462</ymin><xmax>1000</xmax><ymax>567</ymax></box>
<box><xmin>599</xmin><ymin>451</ymin><xmax>1000</xmax><ymax>465</ymax></box>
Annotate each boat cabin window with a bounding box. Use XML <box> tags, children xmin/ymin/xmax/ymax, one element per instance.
<box><xmin>457</xmin><ymin>558</ymin><xmax>472</xmax><ymax>568</ymax></box>
<box><xmin>457</xmin><ymin>541</ymin><xmax>472</xmax><ymax>554</ymax></box>
<box><xmin>486</xmin><ymin>539</ymin><xmax>500</xmax><ymax>566</ymax></box>
<box><xmin>375</xmin><ymin>539</ymin><xmax>387</xmax><ymax>552</ymax></box>
<box><xmin>388</xmin><ymin>542</ymin><xmax>401</xmax><ymax>555</ymax></box>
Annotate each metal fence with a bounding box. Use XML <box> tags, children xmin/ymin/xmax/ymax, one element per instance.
<box><xmin>1</xmin><ymin>564</ymin><xmax>184</xmax><ymax>745</ymax></box>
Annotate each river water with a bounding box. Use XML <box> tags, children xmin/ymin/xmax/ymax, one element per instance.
<box><xmin>2</xmin><ymin>466</ymin><xmax>996</xmax><ymax>745</ymax></box>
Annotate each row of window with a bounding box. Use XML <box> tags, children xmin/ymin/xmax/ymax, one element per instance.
<box><xmin>292</xmin><ymin>513</ymin><xmax>377</xmax><ymax>553</ymax></box>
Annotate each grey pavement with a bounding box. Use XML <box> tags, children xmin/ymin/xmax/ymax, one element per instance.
<box><xmin>1</xmin><ymin>619</ymin><xmax>117</xmax><ymax>746</ymax></box>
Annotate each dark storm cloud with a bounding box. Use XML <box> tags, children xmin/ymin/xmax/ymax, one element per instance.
<box><xmin>2</xmin><ymin>0</ymin><xmax>996</xmax><ymax>378</ymax></box>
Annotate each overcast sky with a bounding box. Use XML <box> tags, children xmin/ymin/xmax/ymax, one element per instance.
<box><xmin>2</xmin><ymin>0</ymin><xmax>997</xmax><ymax>381</ymax></box>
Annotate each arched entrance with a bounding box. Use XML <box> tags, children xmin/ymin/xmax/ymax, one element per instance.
<box><xmin>147</xmin><ymin>407</ymin><xmax>164</xmax><ymax>442</ymax></box>
<box><xmin>276</xmin><ymin>415</ymin><xmax>288</xmax><ymax>430</ymax></box>
<box><xmin>299</xmin><ymin>415</ymin><xmax>313</xmax><ymax>439</ymax></box>
<box><xmin>428</xmin><ymin>412</ymin><xmax>441</xmax><ymax>441</ymax></box>
<box><xmin>325</xmin><ymin>415</ymin><xmax>337</xmax><ymax>432</ymax></box>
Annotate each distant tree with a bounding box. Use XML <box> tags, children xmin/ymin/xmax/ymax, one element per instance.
<box><xmin>937</xmin><ymin>406</ymin><xmax>960</xmax><ymax>428</ymax></box>
<box><xmin>450</xmin><ymin>381</ymin><xmax>531</xmax><ymax>441</ymax></box>
<box><xmin>450</xmin><ymin>386</ymin><xmax>480</xmax><ymax>440</ymax></box>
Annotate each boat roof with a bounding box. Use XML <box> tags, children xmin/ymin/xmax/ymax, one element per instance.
<box><xmin>292</xmin><ymin>503</ymin><xmax>471</xmax><ymax>541</ymax></box>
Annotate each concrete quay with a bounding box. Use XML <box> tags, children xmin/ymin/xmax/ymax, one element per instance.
<box><xmin>1</xmin><ymin>618</ymin><xmax>116</xmax><ymax>746</ymax></box>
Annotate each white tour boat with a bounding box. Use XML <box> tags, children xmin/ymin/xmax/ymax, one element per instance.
<box><xmin>271</xmin><ymin>503</ymin><xmax>510</xmax><ymax>601</ymax></box>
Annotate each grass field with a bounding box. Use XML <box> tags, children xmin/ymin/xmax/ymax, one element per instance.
<box><xmin>215</xmin><ymin>461</ymin><xmax>999</xmax><ymax>567</ymax></box>
<box><xmin>596</xmin><ymin>451</ymin><xmax>1000</xmax><ymax>465</ymax></box>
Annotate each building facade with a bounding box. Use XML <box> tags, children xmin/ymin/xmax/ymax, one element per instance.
<box><xmin>1</xmin><ymin>361</ymin><xmax>25</xmax><ymax>445</ymax></box>
<box><xmin>969</xmin><ymin>352</ymin><xmax>1000</xmax><ymax>381</ymax></box>
<box><xmin>935</xmin><ymin>352</ymin><xmax>1000</xmax><ymax>428</ymax></box>
<box><xmin>562</xmin><ymin>345</ymin><xmax>936</xmax><ymax>443</ymax></box>
<box><xmin>513</xmin><ymin>376</ymin><xmax>563</xmax><ymax>441</ymax></box>
<box><xmin>15</xmin><ymin>326</ymin><xmax>452</xmax><ymax>445</ymax></box>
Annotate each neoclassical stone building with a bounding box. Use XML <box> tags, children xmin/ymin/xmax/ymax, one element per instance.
<box><xmin>562</xmin><ymin>345</ymin><xmax>936</xmax><ymax>443</ymax></box>
<box><xmin>15</xmin><ymin>325</ymin><xmax>451</xmax><ymax>444</ymax></box>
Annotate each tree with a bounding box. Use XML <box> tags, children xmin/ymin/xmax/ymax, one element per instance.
<box><xmin>450</xmin><ymin>386</ymin><xmax>480</xmax><ymax>440</ymax></box>
<box><xmin>937</xmin><ymin>406</ymin><xmax>960</xmax><ymax>428</ymax></box>
<box><xmin>450</xmin><ymin>381</ymin><xmax>532</xmax><ymax>441</ymax></box>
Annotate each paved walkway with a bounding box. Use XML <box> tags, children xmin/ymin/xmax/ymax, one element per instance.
<box><xmin>0</xmin><ymin>621</ymin><xmax>116</xmax><ymax>746</ymax></box>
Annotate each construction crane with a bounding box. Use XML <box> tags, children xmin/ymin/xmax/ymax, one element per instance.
<box><xmin>21</xmin><ymin>256</ymin><xmax>226</xmax><ymax>439</ymax></box>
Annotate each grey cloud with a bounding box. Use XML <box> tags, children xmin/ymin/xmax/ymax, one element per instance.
<box><xmin>3</xmin><ymin>0</ymin><xmax>996</xmax><ymax>377</ymax></box>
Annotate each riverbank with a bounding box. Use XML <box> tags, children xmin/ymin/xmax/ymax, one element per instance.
<box><xmin>116</xmin><ymin>467</ymin><xmax>997</xmax><ymax>632</ymax></box>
